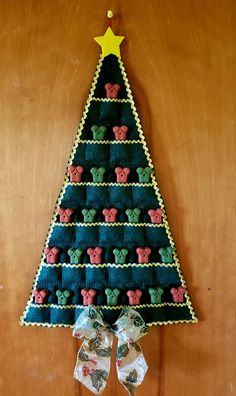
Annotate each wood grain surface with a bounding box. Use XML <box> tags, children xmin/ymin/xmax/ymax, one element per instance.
<box><xmin>1</xmin><ymin>1</ymin><xmax>236</xmax><ymax>395</ymax></box>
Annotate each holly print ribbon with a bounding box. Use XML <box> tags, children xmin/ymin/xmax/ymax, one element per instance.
<box><xmin>73</xmin><ymin>305</ymin><xmax>148</xmax><ymax>395</ymax></box>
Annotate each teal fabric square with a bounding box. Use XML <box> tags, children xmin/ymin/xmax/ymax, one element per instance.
<box><xmin>86</xmin><ymin>185</ymin><xmax>109</xmax><ymax>207</ymax></box>
<box><xmin>62</xmin><ymin>267</ymin><xmax>85</xmax><ymax>289</ymax></box>
<box><xmin>26</xmin><ymin>306</ymin><xmax>50</xmax><ymax>324</ymax></box>
<box><xmin>120</xmin><ymin>104</ymin><xmax>139</xmax><ymax>140</ymax></box>
<box><xmin>37</xmin><ymin>267</ymin><xmax>62</xmax><ymax>286</ymax></box>
<box><xmin>51</xmin><ymin>307</ymin><xmax>75</xmax><ymax>325</ymax></box>
<box><xmin>74</xmin><ymin>307</ymin><xmax>86</xmax><ymax>321</ymax></box>
<box><xmin>61</xmin><ymin>185</ymin><xmax>86</xmax><ymax>209</ymax></box>
<box><xmin>76</xmin><ymin>225</ymin><xmax>99</xmax><ymax>246</ymax></box>
<box><xmin>85</xmin><ymin>267</ymin><xmax>107</xmax><ymax>288</ymax></box>
<box><xmin>71</xmin><ymin>143</ymin><xmax>86</xmax><ymax>164</ymax></box>
<box><xmin>99</xmin><ymin>225</ymin><xmax>123</xmax><ymax>246</ymax></box>
<box><xmin>49</xmin><ymin>226</ymin><xmax>75</xmax><ymax>248</ymax></box>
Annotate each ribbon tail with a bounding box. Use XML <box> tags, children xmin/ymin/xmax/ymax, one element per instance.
<box><xmin>116</xmin><ymin>340</ymin><xmax>148</xmax><ymax>396</ymax></box>
<box><xmin>74</xmin><ymin>340</ymin><xmax>110</xmax><ymax>395</ymax></box>
<box><xmin>115</xmin><ymin>307</ymin><xmax>149</xmax><ymax>395</ymax></box>
<box><xmin>73</xmin><ymin>306</ymin><xmax>113</xmax><ymax>395</ymax></box>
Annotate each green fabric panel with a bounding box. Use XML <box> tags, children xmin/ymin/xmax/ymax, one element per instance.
<box><xmin>61</xmin><ymin>185</ymin><xmax>159</xmax><ymax>210</ymax></box>
<box><xmin>24</xmin><ymin>304</ymin><xmax>193</xmax><ymax>326</ymax></box>
<box><xmin>36</xmin><ymin>264</ymin><xmax>181</xmax><ymax>303</ymax></box>
<box><xmin>23</xmin><ymin>54</ymin><xmax>195</xmax><ymax>327</ymax></box>
<box><xmin>48</xmin><ymin>224</ymin><xmax>169</xmax><ymax>250</ymax></box>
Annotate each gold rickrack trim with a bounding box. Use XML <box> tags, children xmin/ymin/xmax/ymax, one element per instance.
<box><xmin>147</xmin><ymin>318</ymin><xmax>198</xmax><ymax>326</ymax></box>
<box><xmin>67</xmin><ymin>181</ymin><xmax>152</xmax><ymax>187</ymax></box>
<box><xmin>30</xmin><ymin>302</ymin><xmax>188</xmax><ymax>310</ymax></box>
<box><xmin>78</xmin><ymin>139</ymin><xmax>142</xmax><ymax>144</ymax></box>
<box><xmin>118</xmin><ymin>57</ymin><xmax>198</xmax><ymax>324</ymax></box>
<box><xmin>53</xmin><ymin>221</ymin><xmax>164</xmax><ymax>228</ymax></box>
<box><xmin>20</xmin><ymin>56</ymin><xmax>104</xmax><ymax>326</ymax></box>
<box><xmin>41</xmin><ymin>262</ymin><xmax>176</xmax><ymax>269</ymax></box>
<box><xmin>91</xmin><ymin>97</ymin><xmax>131</xmax><ymax>103</ymax></box>
<box><xmin>19</xmin><ymin>317</ymin><xmax>198</xmax><ymax>328</ymax></box>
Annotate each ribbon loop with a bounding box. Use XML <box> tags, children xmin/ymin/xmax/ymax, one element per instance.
<box><xmin>115</xmin><ymin>307</ymin><xmax>148</xmax><ymax>342</ymax></box>
<box><xmin>73</xmin><ymin>305</ymin><xmax>148</xmax><ymax>395</ymax></box>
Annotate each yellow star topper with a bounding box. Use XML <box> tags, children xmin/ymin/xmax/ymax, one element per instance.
<box><xmin>94</xmin><ymin>27</ymin><xmax>124</xmax><ymax>58</ymax></box>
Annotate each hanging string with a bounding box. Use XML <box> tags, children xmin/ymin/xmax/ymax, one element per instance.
<box><xmin>107</xmin><ymin>10</ymin><xmax>113</xmax><ymax>27</ymax></box>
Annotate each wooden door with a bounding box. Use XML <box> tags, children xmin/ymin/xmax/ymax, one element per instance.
<box><xmin>1</xmin><ymin>1</ymin><xmax>236</xmax><ymax>395</ymax></box>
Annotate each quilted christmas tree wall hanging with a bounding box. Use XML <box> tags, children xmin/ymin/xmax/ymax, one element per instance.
<box><xmin>20</xmin><ymin>10</ymin><xmax>197</xmax><ymax>395</ymax></box>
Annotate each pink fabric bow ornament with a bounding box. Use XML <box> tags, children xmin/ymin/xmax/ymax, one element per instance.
<box><xmin>105</xmin><ymin>83</ymin><xmax>120</xmax><ymax>98</ymax></box>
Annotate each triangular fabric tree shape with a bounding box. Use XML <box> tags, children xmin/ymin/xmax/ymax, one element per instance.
<box><xmin>21</xmin><ymin>13</ymin><xmax>197</xmax><ymax>395</ymax></box>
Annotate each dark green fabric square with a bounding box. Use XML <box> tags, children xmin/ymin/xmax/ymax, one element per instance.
<box><xmin>80</xmin><ymin>101</ymin><xmax>140</xmax><ymax>140</ymax></box>
<box><xmin>145</xmin><ymin>227</ymin><xmax>169</xmax><ymax>247</ymax></box>
<box><xmin>109</xmin><ymin>186</ymin><xmax>132</xmax><ymax>207</ymax></box>
<box><xmin>131</xmin><ymin>144</ymin><xmax>148</xmax><ymax>167</ymax></box>
<box><xmin>131</xmin><ymin>267</ymin><xmax>156</xmax><ymax>287</ymax></box>
<box><xmin>132</xmin><ymin>186</ymin><xmax>159</xmax><ymax>207</ymax></box>
<box><xmin>123</xmin><ymin>226</ymin><xmax>145</xmax><ymax>246</ymax></box>
<box><xmin>109</xmin><ymin>144</ymin><xmax>132</xmax><ymax>164</ymax></box>
<box><xmin>99</xmin><ymin>102</ymin><xmax>121</xmax><ymax>125</ymax></box>
<box><xmin>85</xmin><ymin>143</ymin><xmax>109</xmax><ymax>164</ymax></box>
<box><xmin>108</xmin><ymin>267</ymin><xmax>133</xmax><ymax>287</ymax></box>
<box><xmin>80</xmin><ymin>102</ymin><xmax>101</xmax><ymax>140</ymax></box>
<box><xmin>156</xmin><ymin>267</ymin><xmax>181</xmax><ymax>287</ymax></box>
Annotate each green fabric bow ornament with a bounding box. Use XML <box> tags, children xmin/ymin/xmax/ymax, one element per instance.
<box><xmin>148</xmin><ymin>287</ymin><xmax>164</xmax><ymax>304</ymax></box>
<box><xmin>159</xmin><ymin>246</ymin><xmax>174</xmax><ymax>263</ymax></box>
<box><xmin>125</xmin><ymin>208</ymin><xmax>141</xmax><ymax>223</ymax></box>
<box><xmin>113</xmin><ymin>248</ymin><xmax>128</xmax><ymax>264</ymax></box>
<box><xmin>91</xmin><ymin>125</ymin><xmax>107</xmax><ymax>140</ymax></box>
<box><xmin>82</xmin><ymin>208</ymin><xmax>97</xmax><ymax>223</ymax></box>
<box><xmin>90</xmin><ymin>167</ymin><xmax>106</xmax><ymax>183</ymax></box>
<box><xmin>136</xmin><ymin>167</ymin><xmax>152</xmax><ymax>183</ymax></box>
<box><xmin>105</xmin><ymin>288</ymin><xmax>120</xmax><ymax>305</ymax></box>
<box><xmin>56</xmin><ymin>289</ymin><xmax>71</xmax><ymax>305</ymax></box>
<box><xmin>68</xmin><ymin>248</ymin><xmax>83</xmax><ymax>264</ymax></box>
<box><xmin>73</xmin><ymin>305</ymin><xmax>148</xmax><ymax>395</ymax></box>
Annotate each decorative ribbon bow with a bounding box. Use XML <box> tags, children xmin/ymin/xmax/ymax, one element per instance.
<box><xmin>73</xmin><ymin>305</ymin><xmax>148</xmax><ymax>395</ymax></box>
